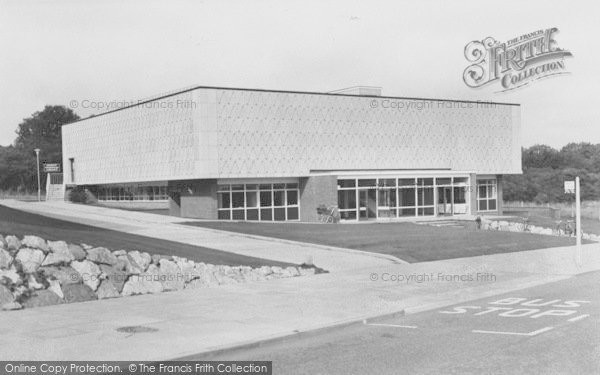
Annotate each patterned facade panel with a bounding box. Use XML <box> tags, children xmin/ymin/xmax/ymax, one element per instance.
<box><xmin>62</xmin><ymin>87</ymin><xmax>521</xmax><ymax>185</ymax></box>
<box><xmin>213</xmin><ymin>89</ymin><xmax>521</xmax><ymax>177</ymax></box>
<box><xmin>62</xmin><ymin>91</ymin><xmax>199</xmax><ymax>185</ymax></box>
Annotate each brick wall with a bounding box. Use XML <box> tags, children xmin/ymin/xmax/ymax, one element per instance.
<box><xmin>168</xmin><ymin>179</ymin><xmax>218</xmax><ymax>219</ymax></box>
<box><xmin>299</xmin><ymin>175</ymin><xmax>338</xmax><ymax>222</ymax></box>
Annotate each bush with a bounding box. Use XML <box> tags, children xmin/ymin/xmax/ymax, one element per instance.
<box><xmin>68</xmin><ymin>186</ymin><xmax>88</xmax><ymax>203</ymax></box>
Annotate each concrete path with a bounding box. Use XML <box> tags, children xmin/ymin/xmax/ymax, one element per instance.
<box><xmin>0</xmin><ymin>242</ymin><xmax>598</xmax><ymax>360</ymax></box>
<box><xmin>0</xmin><ymin>200</ymin><xmax>402</xmax><ymax>271</ymax></box>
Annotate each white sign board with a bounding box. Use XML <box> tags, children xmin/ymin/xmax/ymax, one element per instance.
<box><xmin>43</xmin><ymin>163</ymin><xmax>61</xmax><ymax>173</ymax></box>
<box><xmin>564</xmin><ymin>180</ymin><xmax>575</xmax><ymax>194</ymax></box>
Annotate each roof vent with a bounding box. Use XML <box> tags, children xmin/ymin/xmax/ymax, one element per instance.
<box><xmin>329</xmin><ymin>86</ymin><xmax>382</xmax><ymax>96</ymax></box>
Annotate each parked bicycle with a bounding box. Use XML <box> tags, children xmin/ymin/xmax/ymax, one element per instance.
<box><xmin>316</xmin><ymin>204</ymin><xmax>339</xmax><ymax>223</ymax></box>
<box><xmin>554</xmin><ymin>219</ymin><xmax>576</xmax><ymax>236</ymax></box>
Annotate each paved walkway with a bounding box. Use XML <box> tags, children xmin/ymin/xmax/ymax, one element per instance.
<box><xmin>0</xmin><ymin>200</ymin><xmax>402</xmax><ymax>271</ymax></box>
<box><xmin>0</xmin><ymin>242</ymin><xmax>598</xmax><ymax>360</ymax></box>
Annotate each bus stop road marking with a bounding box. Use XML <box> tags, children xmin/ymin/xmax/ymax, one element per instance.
<box><xmin>567</xmin><ymin>314</ymin><xmax>589</xmax><ymax>322</ymax></box>
<box><xmin>472</xmin><ymin>326</ymin><xmax>554</xmax><ymax>337</ymax></box>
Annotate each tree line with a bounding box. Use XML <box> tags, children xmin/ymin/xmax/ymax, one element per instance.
<box><xmin>0</xmin><ymin>106</ymin><xmax>79</xmax><ymax>193</ymax></box>
<box><xmin>504</xmin><ymin>143</ymin><xmax>600</xmax><ymax>203</ymax></box>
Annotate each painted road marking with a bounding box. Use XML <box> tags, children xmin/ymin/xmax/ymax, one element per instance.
<box><xmin>365</xmin><ymin>323</ymin><xmax>418</xmax><ymax>329</ymax></box>
<box><xmin>439</xmin><ymin>298</ymin><xmax>591</xmax><ymax>322</ymax></box>
<box><xmin>472</xmin><ymin>326</ymin><xmax>554</xmax><ymax>336</ymax></box>
<box><xmin>567</xmin><ymin>314</ymin><xmax>589</xmax><ymax>322</ymax></box>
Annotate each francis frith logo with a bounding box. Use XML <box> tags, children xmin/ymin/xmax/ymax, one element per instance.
<box><xmin>463</xmin><ymin>28</ymin><xmax>573</xmax><ymax>92</ymax></box>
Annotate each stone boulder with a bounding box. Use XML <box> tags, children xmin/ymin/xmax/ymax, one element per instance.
<box><xmin>284</xmin><ymin>266</ymin><xmax>300</xmax><ymax>277</ymax></box>
<box><xmin>121</xmin><ymin>264</ymin><xmax>163</xmax><ymax>296</ymax></box>
<box><xmin>42</xmin><ymin>249</ymin><xmax>75</xmax><ymax>267</ymax></box>
<box><xmin>0</xmin><ymin>284</ymin><xmax>14</xmax><ymax>306</ymax></box>
<box><xmin>530</xmin><ymin>226</ymin><xmax>542</xmax><ymax>234</ymax></box>
<box><xmin>22</xmin><ymin>290</ymin><xmax>63</xmax><ymax>308</ymax></box>
<box><xmin>15</xmin><ymin>248</ymin><xmax>45</xmax><ymax>273</ymax></box>
<box><xmin>174</xmin><ymin>257</ymin><xmax>197</xmax><ymax>280</ymax></box>
<box><xmin>113</xmin><ymin>250</ymin><xmax>127</xmax><ymax>257</ymax></box>
<box><xmin>157</xmin><ymin>259</ymin><xmax>185</xmax><ymax>291</ymax></box>
<box><xmin>47</xmin><ymin>279</ymin><xmax>64</xmax><ymax>299</ymax></box>
<box><xmin>86</xmin><ymin>247</ymin><xmax>119</xmax><ymax>266</ymax></box>
<box><xmin>27</xmin><ymin>274</ymin><xmax>45</xmax><ymax>290</ymax></box>
<box><xmin>127</xmin><ymin>251</ymin><xmax>151</xmax><ymax>272</ymax></box>
<box><xmin>61</xmin><ymin>284</ymin><xmax>97</xmax><ymax>303</ymax></box>
<box><xmin>96</xmin><ymin>280</ymin><xmax>120</xmax><ymax>299</ymax></box>
<box><xmin>48</xmin><ymin>240</ymin><xmax>69</xmax><ymax>254</ymax></box>
<box><xmin>257</xmin><ymin>266</ymin><xmax>273</xmax><ymax>277</ymax></box>
<box><xmin>71</xmin><ymin>260</ymin><xmax>102</xmax><ymax>291</ymax></box>
<box><xmin>0</xmin><ymin>266</ymin><xmax>21</xmax><ymax>284</ymax></box>
<box><xmin>39</xmin><ymin>266</ymin><xmax>82</xmax><ymax>285</ymax></box>
<box><xmin>213</xmin><ymin>266</ymin><xmax>240</xmax><ymax>285</ymax></box>
<box><xmin>5</xmin><ymin>236</ymin><xmax>21</xmax><ymax>252</ymax></box>
<box><xmin>1</xmin><ymin>302</ymin><xmax>22</xmax><ymax>311</ymax></box>
<box><xmin>116</xmin><ymin>255</ymin><xmax>141</xmax><ymax>274</ymax></box>
<box><xmin>299</xmin><ymin>267</ymin><xmax>316</xmax><ymax>276</ymax></box>
<box><xmin>45</xmin><ymin>241</ymin><xmax>77</xmax><ymax>265</ymax></box>
<box><xmin>67</xmin><ymin>244</ymin><xmax>87</xmax><ymax>261</ymax></box>
<box><xmin>100</xmin><ymin>264</ymin><xmax>127</xmax><ymax>293</ymax></box>
<box><xmin>0</xmin><ymin>235</ymin><xmax>6</xmax><ymax>249</ymax></box>
<box><xmin>21</xmin><ymin>235</ymin><xmax>49</xmax><ymax>253</ymax></box>
<box><xmin>0</xmin><ymin>248</ymin><xmax>13</xmax><ymax>269</ymax></box>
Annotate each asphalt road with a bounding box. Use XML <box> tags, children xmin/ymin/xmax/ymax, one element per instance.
<box><xmin>0</xmin><ymin>205</ymin><xmax>293</xmax><ymax>267</ymax></box>
<box><xmin>191</xmin><ymin>271</ymin><xmax>600</xmax><ymax>374</ymax></box>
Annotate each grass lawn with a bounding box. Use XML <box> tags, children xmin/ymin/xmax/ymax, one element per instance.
<box><xmin>0</xmin><ymin>205</ymin><xmax>292</xmax><ymax>267</ymax></box>
<box><xmin>183</xmin><ymin>221</ymin><xmax>589</xmax><ymax>263</ymax></box>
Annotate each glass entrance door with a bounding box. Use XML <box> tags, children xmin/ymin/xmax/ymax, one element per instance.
<box><xmin>358</xmin><ymin>189</ymin><xmax>377</xmax><ymax>220</ymax></box>
<box><xmin>437</xmin><ymin>186</ymin><xmax>453</xmax><ymax>215</ymax></box>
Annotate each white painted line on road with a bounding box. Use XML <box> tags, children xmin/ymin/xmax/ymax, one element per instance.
<box><xmin>366</xmin><ymin>323</ymin><xmax>418</xmax><ymax>329</ymax></box>
<box><xmin>472</xmin><ymin>326</ymin><xmax>554</xmax><ymax>336</ymax></box>
<box><xmin>567</xmin><ymin>314</ymin><xmax>590</xmax><ymax>322</ymax></box>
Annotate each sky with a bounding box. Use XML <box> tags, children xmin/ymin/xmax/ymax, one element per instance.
<box><xmin>0</xmin><ymin>0</ymin><xmax>598</xmax><ymax>148</ymax></box>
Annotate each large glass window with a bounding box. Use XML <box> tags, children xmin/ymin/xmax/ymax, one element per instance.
<box><xmin>97</xmin><ymin>184</ymin><xmax>167</xmax><ymax>201</ymax></box>
<box><xmin>477</xmin><ymin>179</ymin><xmax>498</xmax><ymax>212</ymax></box>
<box><xmin>337</xmin><ymin>176</ymin><xmax>471</xmax><ymax>220</ymax></box>
<box><xmin>218</xmin><ymin>182</ymin><xmax>300</xmax><ymax>221</ymax></box>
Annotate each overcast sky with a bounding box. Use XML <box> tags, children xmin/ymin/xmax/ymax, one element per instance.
<box><xmin>0</xmin><ymin>0</ymin><xmax>598</xmax><ymax>148</ymax></box>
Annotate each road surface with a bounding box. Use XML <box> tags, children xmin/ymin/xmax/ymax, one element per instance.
<box><xmin>187</xmin><ymin>271</ymin><xmax>600</xmax><ymax>374</ymax></box>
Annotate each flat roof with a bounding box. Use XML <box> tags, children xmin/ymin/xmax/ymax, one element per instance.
<box><xmin>65</xmin><ymin>85</ymin><xmax>520</xmax><ymax>126</ymax></box>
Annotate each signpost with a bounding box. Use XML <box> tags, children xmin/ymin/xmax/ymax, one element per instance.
<box><xmin>565</xmin><ymin>178</ymin><xmax>582</xmax><ymax>267</ymax></box>
<box><xmin>34</xmin><ymin>148</ymin><xmax>41</xmax><ymax>202</ymax></box>
<box><xmin>575</xmin><ymin>177</ymin><xmax>581</xmax><ymax>266</ymax></box>
<box><xmin>563</xmin><ymin>180</ymin><xmax>575</xmax><ymax>194</ymax></box>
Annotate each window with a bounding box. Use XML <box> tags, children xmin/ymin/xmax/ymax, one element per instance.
<box><xmin>477</xmin><ymin>179</ymin><xmax>498</xmax><ymax>212</ymax></box>
<box><xmin>337</xmin><ymin>176</ymin><xmax>471</xmax><ymax>220</ymax></box>
<box><xmin>97</xmin><ymin>184</ymin><xmax>168</xmax><ymax>202</ymax></box>
<box><xmin>217</xmin><ymin>182</ymin><xmax>300</xmax><ymax>221</ymax></box>
<box><xmin>69</xmin><ymin>158</ymin><xmax>75</xmax><ymax>183</ymax></box>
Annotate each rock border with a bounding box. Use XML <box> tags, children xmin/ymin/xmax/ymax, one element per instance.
<box><xmin>480</xmin><ymin>218</ymin><xmax>600</xmax><ymax>242</ymax></box>
<box><xmin>0</xmin><ymin>234</ymin><xmax>321</xmax><ymax>311</ymax></box>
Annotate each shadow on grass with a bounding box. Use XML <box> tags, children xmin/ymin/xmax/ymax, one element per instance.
<box><xmin>0</xmin><ymin>205</ymin><xmax>293</xmax><ymax>267</ymax></box>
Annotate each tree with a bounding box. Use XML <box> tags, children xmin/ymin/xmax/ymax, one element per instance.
<box><xmin>522</xmin><ymin>144</ymin><xmax>560</xmax><ymax>169</ymax></box>
<box><xmin>0</xmin><ymin>105</ymin><xmax>79</xmax><ymax>193</ymax></box>
<box><xmin>14</xmin><ymin>105</ymin><xmax>80</xmax><ymax>163</ymax></box>
<box><xmin>504</xmin><ymin>143</ymin><xmax>600</xmax><ymax>203</ymax></box>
